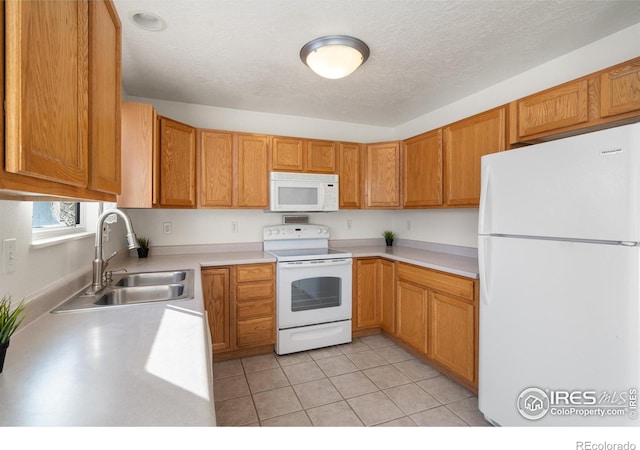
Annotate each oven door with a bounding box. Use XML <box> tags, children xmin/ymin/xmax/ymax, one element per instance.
<box><xmin>277</xmin><ymin>258</ymin><xmax>352</xmax><ymax>329</ymax></box>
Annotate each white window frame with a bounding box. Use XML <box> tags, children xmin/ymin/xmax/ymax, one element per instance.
<box><xmin>31</xmin><ymin>202</ymin><xmax>95</xmax><ymax>247</ymax></box>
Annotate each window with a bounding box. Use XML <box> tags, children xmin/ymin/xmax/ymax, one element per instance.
<box><xmin>32</xmin><ymin>201</ymin><xmax>87</xmax><ymax>241</ymax></box>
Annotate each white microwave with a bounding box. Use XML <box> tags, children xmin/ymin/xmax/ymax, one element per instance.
<box><xmin>269</xmin><ymin>172</ymin><xmax>339</xmax><ymax>212</ymax></box>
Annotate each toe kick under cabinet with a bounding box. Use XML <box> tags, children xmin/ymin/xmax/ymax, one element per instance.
<box><xmin>201</xmin><ymin>263</ymin><xmax>276</xmax><ymax>361</ymax></box>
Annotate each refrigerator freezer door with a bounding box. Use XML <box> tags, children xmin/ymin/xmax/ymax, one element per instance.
<box><xmin>478</xmin><ymin>236</ymin><xmax>639</xmax><ymax>426</ymax></box>
<box><xmin>479</xmin><ymin>123</ymin><xmax>640</xmax><ymax>242</ymax></box>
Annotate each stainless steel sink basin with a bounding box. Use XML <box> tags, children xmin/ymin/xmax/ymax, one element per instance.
<box><xmin>52</xmin><ymin>269</ymin><xmax>194</xmax><ymax>313</ymax></box>
<box><xmin>95</xmin><ymin>284</ymin><xmax>185</xmax><ymax>305</ymax></box>
<box><xmin>114</xmin><ymin>270</ymin><xmax>187</xmax><ymax>287</ymax></box>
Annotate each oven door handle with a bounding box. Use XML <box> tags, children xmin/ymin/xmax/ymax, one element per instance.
<box><xmin>278</xmin><ymin>258</ymin><xmax>352</xmax><ymax>269</ymax></box>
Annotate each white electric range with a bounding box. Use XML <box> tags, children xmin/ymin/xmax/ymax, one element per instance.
<box><xmin>263</xmin><ymin>224</ymin><xmax>352</xmax><ymax>354</ymax></box>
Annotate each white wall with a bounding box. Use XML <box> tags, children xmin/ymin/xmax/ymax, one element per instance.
<box><xmin>125</xmin><ymin>208</ymin><xmax>392</xmax><ymax>247</ymax></box>
<box><xmin>0</xmin><ymin>201</ymin><xmax>128</xmax><ymax>302</ymax></box>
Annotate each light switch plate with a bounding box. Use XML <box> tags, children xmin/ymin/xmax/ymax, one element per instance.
<box><xmin>3</xmin><ymin>238</ymin><xmax>16</xmax><ymax>274</ymax></box>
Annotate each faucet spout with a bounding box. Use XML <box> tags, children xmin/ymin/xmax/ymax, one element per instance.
<box><xmin>90</xmin><ymin>208</ymin><xmax>139</xmax><ymax>293</ymax></box>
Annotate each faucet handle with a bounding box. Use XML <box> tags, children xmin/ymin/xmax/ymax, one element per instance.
<box><xmin>104</xmin><ymin>268</ymin><xmax>127</xmax><ymax>284</ymax></box>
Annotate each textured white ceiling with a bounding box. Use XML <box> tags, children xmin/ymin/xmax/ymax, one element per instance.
<box><xmin>113</xmin><ymin>0</ymin><xmax>640</xmax><ymax>127</ymax></box>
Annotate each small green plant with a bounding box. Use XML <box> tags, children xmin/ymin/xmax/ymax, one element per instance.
<box><xmin>136</xmin><ymin>236</ymin><xmax>150</xmax><ymax>250</ymax></box>
<box><xmin>382</xmin><ymin>231</ymin><xmax>395</xmax><ymax>240</ymax></box>
<box><xmin>0</xmin><ymin>295</ymin><xmax>26</xmax><ymax>344</ymax></box>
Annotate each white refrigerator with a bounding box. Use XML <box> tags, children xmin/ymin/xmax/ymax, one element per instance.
<box><xmin>478</xmin><ymin>123</ymin><xmax>640</xmax><ymax>426</ymax></box>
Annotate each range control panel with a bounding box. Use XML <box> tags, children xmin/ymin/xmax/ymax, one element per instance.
<box><xmin>263</xmin><ymin>224</ymin><xmax>330</xmax><ymax>241</ymax></box>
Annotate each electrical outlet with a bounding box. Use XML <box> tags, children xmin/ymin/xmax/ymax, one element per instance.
<box><xmin>232</xmin><ymin>221</ymin><xmax>239</xmax><ymax>233</ymax></box>
<box><xmin>163</xmin><ymin>222</ymin><xmax>172</xmax><ymax>235</ymax></box>
<box><xmin>3</xmin><ymin>238</ymin><xmax>16</xmax><ymax>274</ymax></box>
<box><xmin>346</xmin><ymin>219</ymin><xmax>352</xmax><ymax>230</ymax></box>
<box><xmin>102</xmin><ymin>224</ymin><xmax>111</xmax><ymax>243</ymax></box>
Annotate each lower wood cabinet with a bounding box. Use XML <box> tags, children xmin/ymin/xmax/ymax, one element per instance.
<box><xmin>353</xmin><ymin>258</ymin><xmax>395</xmax><ymax>333</ymax></box>
<box><xmin>353</xmin><ymin>258</ymin><xmax>478</xmax><ymax>390</ymax></box>
<box><xmin>202</xmin><ymin>263</ymin><xmax>275</xmax><ymax>359</ymax></box>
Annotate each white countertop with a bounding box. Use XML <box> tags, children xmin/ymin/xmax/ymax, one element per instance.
<box><xmin>0</xmin><ymin>252</ymin><xmax>269</xmax><ymax>427</ymax></box>
<box><xmin>0</xmin><ymin>244</ymin><xmax>474</xmax><ymax>426</ymax></box>
<box><xmin>340</xmin><ymin>244</ymin><xmax>479</xmax><ymax>279</ymax></box>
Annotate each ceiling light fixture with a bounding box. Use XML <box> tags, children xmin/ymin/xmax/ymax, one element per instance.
<box><xmin>129</xmin><ymin>10</ymin><xmax>167</xmax><ymax>32</ymax></box>
<box><xmin>300</xmin><ymin>35</ymin><xmax>370</xmax><ymax>80</ymax></box>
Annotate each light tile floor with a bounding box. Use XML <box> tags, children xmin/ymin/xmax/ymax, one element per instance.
<box><xmin>213</xmin><ymin>334</ymin><xmax>490</xmax><ymax>427</ymax></box>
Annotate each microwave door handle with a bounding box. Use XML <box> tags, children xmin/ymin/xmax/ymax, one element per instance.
<box><xmin>317</xmin><ymin>186</ymin><xmax>325</xmax><ymax>209</ymax></box>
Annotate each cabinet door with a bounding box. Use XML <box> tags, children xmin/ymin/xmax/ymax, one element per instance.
<box><xmin>354</xmin><ymin>259</ymin><xmax>381</xmax><ymax>330</ymax></box>
<box><xmin>396</xmin><ymin>280</ymin><xmax>428</xmax><ymax>354</ymax></box>
<box><xmin>237</xmin><ymin>134</ymin><xmax>270</xmax><ymax>207</ymax></box>
<box><xmin>201</xmin><ymin>268</ymin><xmax>231</xmax><ymax>352</ymax></box>
<box><xmin>444</xmin><ymin>107</ymin><xmax>506</xmax><ymax>206</ymax></box>
<box><xmin>88</xmin><ymin>0</ymin><xmax>121</xmax><ymax>194</ymax></box>
<box><xmin>403</xmin><ymin>129</ymin><xmax>443</xmax><ymax>207</ymax></box>
<box><xmin>199</xmin><ymin>130</ymin><xmax>234</xmax><ymax>207</ymax></box>
<box><xmin>159</xmin><ymin>117</ymin><xmax>196</xmax><ymax>207</ymax></box>
<box><xmin>306</xmin><ymin>140</ymin><xmax>336</xmax><ymax>173</ymax></box>
<box><xmin>338</xmin><ymin>143</ymin><xmax>362</xmax><ymax>208</ymax></box>
<box><xmin>272</xmin><ymin>137</ymin><xmax>304</xmax><ymax>171</ymax></box>
<box><xmin>5</xmin><ymin>0</ymin><xmax>89</xmax><ymax>187</ymax></box>
<box><xmin>516</xmin><ymin>80</ymin><xmax>588</xmax><ymax>139</ymax></box>
<box><xmin>365</xmin><ymin>142</ymin><xmax>401</xmax><ymax>208</ymax></box>
<box><xmin>429</xmin><ymin>292</ymin><xmax>475</xmax><ymax>384</ymax></box>
<box><xmin>600</xmin><ymin>60</ymin><xmax>640</xmax><ymax>118</ymax></box>
<box><xmin>380</xmin><ymin>259</ymin><xmax>396</xmax><ymax>335</ymax></box>
<box><xmin>118</xmin><ymin>102</ymin><xmax>157</xmax><ymax>208</ymax></box>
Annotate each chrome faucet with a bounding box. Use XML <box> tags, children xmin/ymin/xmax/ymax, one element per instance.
<box><xmin>90</xmin><ymin>208</ymin><xmax>139</xmax><ymax>292</ymax></box>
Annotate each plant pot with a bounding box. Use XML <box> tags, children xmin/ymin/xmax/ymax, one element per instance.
<box><xmin>385</xmin><ymin>238</ymin><xmax>394</xmax><ymax>247</ymax></box>
<box><xmin>137</xmin><ymin>248</ymin><xmax>149</xmax><ymax>258</ymax></box>
<box><xmin>0</xmin><ymin>340</ymin><xmax>9</xmax><ymax>374</ymax></box>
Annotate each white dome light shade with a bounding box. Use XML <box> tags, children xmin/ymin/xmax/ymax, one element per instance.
<box><xmin>300</xmin><ymin>36</ymin><xmax>370</xmax><ymax>80</ymax></box>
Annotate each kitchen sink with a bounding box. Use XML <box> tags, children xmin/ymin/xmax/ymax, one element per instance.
<box><xmin>114</xmin><ymin>270</ymin><xmax>187</xmax><ymax>287</ymax></box>
<box><xmin>52</xmin><ymin>269</ymin><xmax>194</xmax><ymax>313</ymax></box>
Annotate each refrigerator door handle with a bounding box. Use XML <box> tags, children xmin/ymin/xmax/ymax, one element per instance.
<box><xmin>478</xmin><ymin>235</ymin><xmax>491</xmax><ymax>305</ymax></box>
<box><xmin>478</xmin><ymin>164</ymin><xmax>492</xmax><ymax>235</ymax></box>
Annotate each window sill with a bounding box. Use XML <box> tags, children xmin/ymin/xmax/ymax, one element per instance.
<box><xmin>31</xmin><ymin>231</ymin><xmax>95</xmax><ymax>249</ymax></box>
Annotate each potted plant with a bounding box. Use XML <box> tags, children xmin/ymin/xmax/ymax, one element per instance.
<box><xmin>0</xmin><ymin>295</ymin><xmax>26</xmax><ymax>373</ymax></box>
<box><xmin>382</xmin><ymin>230</ymin><xmax>396</xmax><ymax>247</ymax></box>
<box><xmin>136</xmin><ymin>236</ymin><xmax>150</xmax><ymax>258</ymax></box>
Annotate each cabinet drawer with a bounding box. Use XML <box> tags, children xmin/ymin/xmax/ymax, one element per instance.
<box><xmin>237</xmin><ymin>281</ymin><xmax>274</xmax><ymax>301</ymax></box>
<box><xmin>237</xmin><ymin>298</ymin><xmax>274</xmax><ymax>321</ymax></box>
<box><xmin>237</xmin><ymin>317</ymin><xmax>274</xmax><ymax>348</ymax></box>
<box><xmin>397</xmin><ymin>263</ymin><xmax>474</xmax><ymax>301</ymax></box>
<box><xmin>236</xmin><ymin>263</ymin><xmax>274</xmax><ymax>283</ymax></box>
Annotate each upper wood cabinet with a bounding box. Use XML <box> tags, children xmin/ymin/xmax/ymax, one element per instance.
<box><xmin>1</xmin><ymin>0</ymin><xmax>120</xmax><ymax>201</ymax></box>
<box><xmin>199</xmin><ymin>130</ymin><xmax>234</xmax><ymax>207</ymax></box>
<box><xmin>403</xmin><ymin>129</ymin><xmax>443</xmax><ymax>207</ymax></box>
<box><xmin>516</xmin><ymin>80</ymin><xmax>588</xmax><ymax>140</ymax></box>
<box><xmin>159</xmin><ymin>117</ymin><xmax>197</xmax><ymax>208</ymax></box>
<box><xmin>271</xmin><ymin>136</ymin><xmax>336</xmax><ymax>173</ymax></box>
<box><xmin>337</xmin><ymin>142</ymin><xmax>363</xmax><ymax>208</ymax></box>
<box><xmin>88</xmin><ymin>0</ymin><xmax>121</xmax><ymax>194</ymax></box>
<box><xmin>118</xmin><ymin>102</ymin><xmax>158</xmax><ymax>208</ymax></box>
<box><xmin>511</xmin><ymin>57</ymin><xmax>640</xmax><ymax>144</ymax></box>
<box><xmin>444</xmin><ymin>107</ymin><xmax>506</xmax><ymax>206</ymax></box>
<box><xmin>364</xmin><ymin>141</ymin><xmax>401</xmax><ymax>208</ymax></box>
<box><xmin>600</xmin><ymin>59</ymin><xmax>640</xmax><ymax>118</ymax></box>
<box><xmin>236</xmin><ymin>134</ymin><xmax>270</xmax><ymax>208</ymax></box>
<box><xmin>199</xmin><ymin>131</ymin><xmax>269</xmax><ymax>208</ymax></box>
<box><xmin>271</xmin><ymin>137</ymin><xmax>304</xmax><ymax>171</ymax></box>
